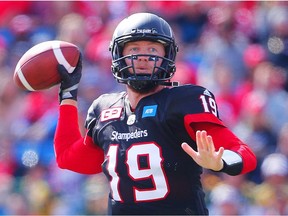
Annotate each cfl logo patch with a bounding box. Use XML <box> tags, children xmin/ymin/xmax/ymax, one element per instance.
<box><xmin>100</xmin><ymin>107</ymin><xmax>122</xmax><ymax>122</ymax></box>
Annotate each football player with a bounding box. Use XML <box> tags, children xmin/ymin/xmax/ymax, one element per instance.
<box><xmin>54</xmin><ymin>12</ymin><xmax>257</xmax><ymax>215</ymax></box>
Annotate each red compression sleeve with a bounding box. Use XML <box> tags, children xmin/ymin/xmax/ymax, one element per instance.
<box><xmin>54</xmin><ymin>105</ymin><xmax>104</xmax><ymax>174</ymax></box>
<box><xmin>184</xmin><ymin>113</ymin><xmax>257</xmax><ymax>174</ymax></box>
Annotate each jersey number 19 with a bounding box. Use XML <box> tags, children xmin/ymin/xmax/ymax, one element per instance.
<box><xmin>106</xmin><ymin>142</ymin><xmax>169</xmax><ymax>202</ymax></box>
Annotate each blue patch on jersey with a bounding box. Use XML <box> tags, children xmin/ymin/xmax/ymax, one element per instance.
<box><xmin>142</xmin><ymin>105</ymin><xmax>158</xmax><ymax>118</ymax></box>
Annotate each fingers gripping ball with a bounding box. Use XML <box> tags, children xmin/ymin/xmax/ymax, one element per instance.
<box><xmin>13</xmin><ymin>40</ymin><xmax>80</xmax><ymax>91</ymax></box>
<box><xmin>58</xmin><ymin>54</ymin><xmax>82</xmax><ymax>102</ymax></box>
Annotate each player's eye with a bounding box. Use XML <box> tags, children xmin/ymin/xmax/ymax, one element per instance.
<box><xmin>130</xmin><ymin>47</ymin><xmax>139</xmax><ymax>53</ymax></box>
<box><xmin>149</xmin><ymin>47</ymin><xmax>157</xmax><ymax>53</ymax></box>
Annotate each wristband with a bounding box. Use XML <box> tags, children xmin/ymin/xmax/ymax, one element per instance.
<box><xmin>219</xmin><ymin>150</ymin><xmax>243</xmax><ymax>176</ymax></box>
<box><xmin>59</xmin><ymin>83</ymin><xmax>79</xmax><ymax>102</ymax></box>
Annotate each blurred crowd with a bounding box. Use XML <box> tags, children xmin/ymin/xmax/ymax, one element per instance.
<box><xmin>0</xmin><ymin>1</ymin><xmax>288</xmax><ymax>215</ymax></box>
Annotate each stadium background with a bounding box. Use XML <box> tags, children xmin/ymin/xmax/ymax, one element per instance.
<box><xmin>0</xmin><ymin>1</ymin><xmax>288</xmax><ymax>215</ymax></box>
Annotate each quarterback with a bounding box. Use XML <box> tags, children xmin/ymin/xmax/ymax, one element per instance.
<box><xmin>54</xmin><ymin>12</ymin><xmax>257</xmax><ymax>215</ymax></box>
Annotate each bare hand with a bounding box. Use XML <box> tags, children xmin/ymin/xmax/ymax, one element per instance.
<box><xmin>181</xmin><ymin>130</ymin><xmax>224</xmax><ymax>171</ymax></box>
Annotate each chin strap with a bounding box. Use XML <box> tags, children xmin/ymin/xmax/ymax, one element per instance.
<box><xmin>159</xmin><ymin>81</ymin><xmax>180</xmax><ymax>87</ymax></box>
<box><xmin>124</xmin><ymin>79</ymin><xmax>180</xmax><ymax>93</ymax></box>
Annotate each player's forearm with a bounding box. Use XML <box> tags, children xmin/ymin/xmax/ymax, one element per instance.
<box><xmin>54</xmin><ymin>104</ymin><xmax>104</xmax><ymax>174</ymax></box>
<box><xmin>202</xmin><ymin>125</ymin><xmax>257</xmax><ymax>175</ymax></box>
<box><xmin>54</xmin><ymin>104</ymin><xmax>82</xmax><ymax>168</ymax></box>
<box><xmin>186</xmin><ymin>116</ymin><xmax>257</xmax><ymax>175</ymax></box>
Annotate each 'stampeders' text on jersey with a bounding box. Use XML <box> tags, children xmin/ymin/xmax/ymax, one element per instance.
<box><xmin>85</xmin><ymin>85</ymin><xmax>219</xmax><ymax>215</ymax></box>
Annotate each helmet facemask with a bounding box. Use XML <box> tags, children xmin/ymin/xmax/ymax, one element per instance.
<box><xmin>115</xmin><ymin>53</ymin><xmax>174</xmax><ymax>93</ymax></box>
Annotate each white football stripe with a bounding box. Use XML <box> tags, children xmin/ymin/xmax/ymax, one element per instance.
<box><xmin>16</xmin><ymin>67</ymin><xmax>35</xmax><ymax>91</ymax></box>
<box><xmin>52</xmin><ymin>41</ymin><xmax>75</xmax><ymax>74</ymax></box>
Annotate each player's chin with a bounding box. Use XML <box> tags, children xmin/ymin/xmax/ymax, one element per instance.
<box><xmin>135</xmin><ymin>69</ymin><xmax>151</xmax><ymax>74</ymax></box>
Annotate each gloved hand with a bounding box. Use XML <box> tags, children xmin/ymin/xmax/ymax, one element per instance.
<box><xmin>58</xmin><ymin>54</ymin><xmax>82</xmax><ymax>103</ymax></box>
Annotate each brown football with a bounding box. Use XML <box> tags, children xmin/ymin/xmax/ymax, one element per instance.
<box><xmin>13</xmin><ymin>40</ymin><xmax>80</xmax><ymax>91</ymax></box>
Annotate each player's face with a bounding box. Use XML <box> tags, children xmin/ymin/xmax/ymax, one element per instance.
<box><xmin>123</xmin><ymin>41</ymin><xmax>165</xmax><ymax>75</ymax></box>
